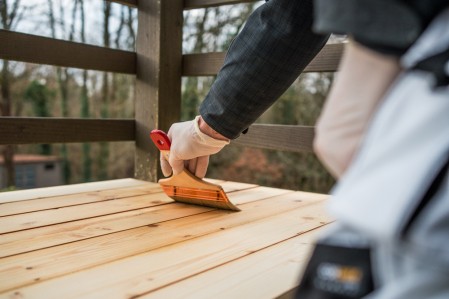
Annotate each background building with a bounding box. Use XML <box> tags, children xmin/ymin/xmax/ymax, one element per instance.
<box><xmin>0</xmin><ymin>155</ymin><xmax>63</xmax><ymax>189</ymax></box>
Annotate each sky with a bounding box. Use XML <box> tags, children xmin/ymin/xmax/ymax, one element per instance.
<box><xmin>5</xmin><ymin>0</ymin><xmax>136</xmax><ymax>50</ymax></box>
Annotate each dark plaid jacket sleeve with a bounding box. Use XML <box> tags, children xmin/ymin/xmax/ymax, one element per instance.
<box><xmin>199</xmin><ymin>0</ymin><xmax>329</xmax><ymax>139</ymax></box>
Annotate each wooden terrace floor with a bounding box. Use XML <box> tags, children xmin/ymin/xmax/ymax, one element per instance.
<box><xmin>0</xmin><ymin>178</ymin><xmax>331</xmax><ymax>298</ymax></box>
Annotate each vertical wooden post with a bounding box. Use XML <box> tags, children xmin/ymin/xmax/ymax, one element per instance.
<box><xmin>135</xmin><ymin>0</ymin><xmax>183</xmax><ymax>181</ymax></box>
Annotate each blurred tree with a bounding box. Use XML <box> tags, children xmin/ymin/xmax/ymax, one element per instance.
<box><xmin>181</xmin><ymin>9</ymin><xmax>209</xmax><ymax>121</ymax></box>
<box><xmin>98</xmin><ymin>1</ymin><xmax>111</xmax><ymax>181</ymax></box>
<box><xmin>78</xmin><ymin>0</ymin><xmax>91</xmax><ymax>182</ymax></box>
<box><xmin>24</xmin><ymin>80</ymin><xmax>54</xmax><ymax>155</ymax></box>
<box><xmin>1</xmin><ymin>0</ymin><xmax>24</xmax><ymax>188</ymax></box>
<box><xmin>47</xmin><ymin>0</ymin><xmax>79</xmax><ymax>183</ymax></box>
<box><xmin>181</xmin><ymin>4</ymin><xmax>256</xmax><ymax>119</ymax></box>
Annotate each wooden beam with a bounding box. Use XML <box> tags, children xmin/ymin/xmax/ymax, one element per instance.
<box><xmin>304</xmin><ymin>43</ymin><xmax>344</xmax><ymax>72</ymax></box>
<box><xmin>0</xmin><ymin>117</ymin><xmax>135</xmax><ymax>144</ymax></box>
<box><xmin>231</xmin><ymin>124</ymin><xmax>315</xmax><ymax>153</ymax></box>
<box><xmin>135</xmin><ymin>0</ymin><xmax>183</xmax><ymax>181</ymax></box>
<box><xmin>182</xmin><ymin>52</ymin><xmax>226</xmax><ymax>76</ymax></box>
<box><xmin>107</xmin><ymin>0</ymin><xmax>137</xmax><ymax>7</ymax></box>
<box><xmin>182</xmin><ymin>43</ymin><xmax>343</xmax><ymax>76</ymax></box>
<box><xmin>0</xmin><ymin>30</ymin><xmax>136</xmax><ymax>74</ymax></box>
<box><xmin>184</xmin><ymin>0</ymin><xmax>256</xmax><ymax>10</ymax></box>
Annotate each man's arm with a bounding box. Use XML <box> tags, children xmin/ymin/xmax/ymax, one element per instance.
<box><xmin>162</xmin><ymin>0</ymin><xmax>329</xmax><ymax>177</ymax></box>
<box><xmin>200</xmin><ymin>0</ymin><xmax>329</xmax><ymax>139</ymax></box>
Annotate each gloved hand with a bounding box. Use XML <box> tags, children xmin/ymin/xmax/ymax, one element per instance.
<box><xmin>161</xmin><ymin>115</ymin><xmax>230</xmax><ymax>178</ymax></box>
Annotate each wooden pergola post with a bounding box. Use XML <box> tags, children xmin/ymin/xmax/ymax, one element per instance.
<box><xmin>135</xmin><ymin>0</ymin><xmax>183</xmax><ymax>182</ymax></box>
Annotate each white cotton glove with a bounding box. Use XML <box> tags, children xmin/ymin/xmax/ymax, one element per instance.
<box><xmin>160</xmin><ymin>115</ymin><xmax>230</xmax><ymax>178</ymax></box>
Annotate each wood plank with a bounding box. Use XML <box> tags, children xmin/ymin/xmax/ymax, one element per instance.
<box><xmin>184</xmin><ymin>0</ymin><xmax>256</xmax><ymax>10</ymax></box>
<box><xmin>0</xmin><ymin>203</ymin><xmax>212</xmax><ymax>259</ymax></box>
<box><xmin>0</xmin><ymin>184</ymin><xmax>162</xmax><ymax>217</ymax></box>
<box><xmin>0</xmin><ymin>200</ymin><xmax>330</xmax><ymax>298</ymax></box>
<box><xmin>182</xmin><ymin>43</ymin><xmax>343</xmax><ymax>76</ymax></box>
<box><xmin>208</xmin><ymin>180</ymin><xmax>258</xmax><ymax>192</ymax></box>
<box><xmin>0</xmin><ymin>193</ymin><xmax>172</xmax><ymax>234</ymax></box>
<box><xmin>0</xmin><ymin>178</ymin><xmax>149</xmax><ymax>204</ymax></box>
<box><xmin>135</xmin><ymin>0</ymin><xmax>183</xmax><ymax>181</ymax></box>
<box><xmin>182</xmin><ymin>52</ymin><xmax>226</xmax><ymax>76</ymax></box>
<box><xmin>0</xmin><ymin>180</ymin><xmax>257</xmax><ymax>216</ymax></box>
<box><xmin>0</xmin><ymin>182</ymin><xmax>260</xmax><ymax>257</ymax></box>
<box><xmin>232</xmin><ymin>124</ymin><xmax>314</xmax><ymax>152</ymax></box>
<box><xmin>141</xmin><ymin>230</ymin><xmax>321</xmax><ymax>299</ymax></box>
<box><xmin>0</xmin><ymin>117</ymin><xmax>135</xmax><ymax>145</ymax></box>
<box><xmin>222</xmin><ymin>186</ymin><xmax>292</xmax><ymax>205</ymax></box>
<box><xmin>0</xmin><ymin>191</ymin><xmax>327</xmax><ymax>292</ymax></box>
<box><xmin>303</xmin><ymin>43</ymin><xmax>344</xmax><ymax>72</ymax></box>
<box><xmin>0</xmin><ymin>30</ymin><xmax>136</xmax><ymax>74</ymax></box>
<box><xmin>107</xmin><ymin>0</ymin><xmax>137</xmax><ymax>7</ymax></box>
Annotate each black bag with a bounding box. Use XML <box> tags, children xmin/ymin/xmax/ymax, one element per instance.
<box><xmin>295</xmin><ymin>242</ymin><xmax>374</xmax><ymax>299</ymax></box>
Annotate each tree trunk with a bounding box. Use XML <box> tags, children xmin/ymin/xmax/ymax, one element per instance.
<box><xmin>47</xmin><ymin>0</ymin><xmax>73</xmax><ymax>183</ymax></box>
<box><xmin>98</xmin><ymin>1</ymin><xmax>111</xmax><ymax>181</ymax></box>
<box><xmin>1</xmin><ymin>0</ymin><xmax>22</xmax><ymax>188</ymax></box>
<box><xmin>1</xmin><ymin>59</ymin><xmax>15</xmax><ymax>188</ymax></box>
<box><xmin>77</xmin><ymin>0</ymin><xmax>91</xmax><ymax>182</ymax></box>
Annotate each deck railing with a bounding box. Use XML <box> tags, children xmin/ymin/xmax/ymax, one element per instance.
<box><xmin>0</xmin><ymin>0</ymin><xmax>342</xmax><ymax>184</ymax></box>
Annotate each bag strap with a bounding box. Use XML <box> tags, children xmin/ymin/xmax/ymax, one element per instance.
<box><xmin>401</xmin><ymin>152</ymin><xmax>449</xmax><ymax>237</ymax></box>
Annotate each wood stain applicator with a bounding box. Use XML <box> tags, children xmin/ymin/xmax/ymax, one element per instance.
<box><xmin>150</xmin><ymin>130</ymin><xmax>240</xmax><ymax>211</ymax></box>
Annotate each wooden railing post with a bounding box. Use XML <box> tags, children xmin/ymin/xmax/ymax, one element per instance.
<box><xmin>135</xmin><ymin>0</ymin><xmax>183</xmax><ymax>182</ymax></box>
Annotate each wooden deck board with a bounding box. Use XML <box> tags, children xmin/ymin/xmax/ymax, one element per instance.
<box><xmin>0</xmin><ymin>179</ymin><xmax>331</xmax><ymax>298</ymax></box>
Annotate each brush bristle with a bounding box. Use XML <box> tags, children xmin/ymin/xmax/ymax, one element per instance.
<box><xmin>161</xmin><ymin>186</ymin><xmax>240</xmax><ymax>211</ymax></box>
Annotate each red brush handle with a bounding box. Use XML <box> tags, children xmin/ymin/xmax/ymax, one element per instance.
<box><xmin>150</xmin><ymin>130</ymin><xmax>171</xmax><ymax>151</ymax></box>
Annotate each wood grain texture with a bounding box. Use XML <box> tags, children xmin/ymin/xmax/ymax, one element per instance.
<box><xmin>0</xmin><ymin>117</ymin><xmax>135</xmax><ymax>145</ymax></box>
<box><xmin>135</xmin><ymin>0</ymin><xmax>183</xmax><ymax>181</ymax></box>
<box><xmin>0</xmin><ymin>204</ymin><xmax>210</xmax><ymax>259</ymax></box>
<box><xmin>182</xmin><ymin>43</ymin><xmax>343</xmax><ymax>76</ymax></box>
<box><xmin>0</xmin><ymin>181</ymin><xmax>257</xmax><ymax>258</ymax></box>
<box><xmin>143</xmin><ymin>230</ymin><xmax>322</xmax><ymax>299</ymax></box>
<box><xmin>0</xmin><ymin>190</ymin><xmax>327</xmax><ymax>292</ymax></box>
<box><xmin>184</xmin><ymin>0</ymin><xmax>256</xmax><ymax>10</ymax></box>
<box><xmin>0</xmin><ymin>178</ymin><xmax>148</xmax><ymax>204</ymax></box>
<box><xmin>0</xmin><ymin>193</ymin><xmax>171</xmax><ymax>234</ymax></box>
<box><xmin>0</xmin><ymin>184</ymin><xmax>161</xmax><ymax>217</ymax></box>
<box><xmin>232</xmin><ymin>124</ymin><xmax>315</xmax><ymax>153</ymax></box>
<box><xmin>0</xmin><ymin>30</ymin><xmax>136</xmax><ymax>74</ymax></box>
<box><xmin>0</xmin><ymin>195</ymin><xmax>329</xmax><ymax>296</ymax></box>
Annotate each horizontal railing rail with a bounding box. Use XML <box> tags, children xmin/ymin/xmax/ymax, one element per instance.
<box><xmin>0</xmin><ymin>30</ymin><xmax>136</xmax><ymax>74</ymax></box>
<box><xmin>107</xmin><ymin>0</ymin><xmax>137</xmax><ymax>7</ymax></box>
<box><xmin>184</xmin><ymin>0</ymin><xmax>256</xmax><ymax>10</ymax></box>
<box><xmin>0</xmin><ymin>118</ymin><xmax>135</xmax><ymax>145</ymax></box>
<box><xmin>182</xmin><ymin>43</ymin><xmax>342</xmax><ymax>76</ymax></box>
<box><xmin>232</xmin><ymin>124</ymin><xmax>315</xmax><ymax>153</ymax></box>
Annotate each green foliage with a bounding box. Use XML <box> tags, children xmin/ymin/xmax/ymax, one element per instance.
<box><xmin>181</xmin><ymin>77</ymin><xmax>200</xmax><ymax>121</ymax></box>
<box><xmin>24</xmin><ymin>80</ymin><xmax>54</xmax><ymax>117</ymax></box>
<box><xmin>0</xmin><ymin>186</ymin><xmax>18</xmax><ymax>192</ymax></box>
<box><xmin>24</xmin><ymin>80</ymin><xmax>54</xmax><ymax>155</ymax></box>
